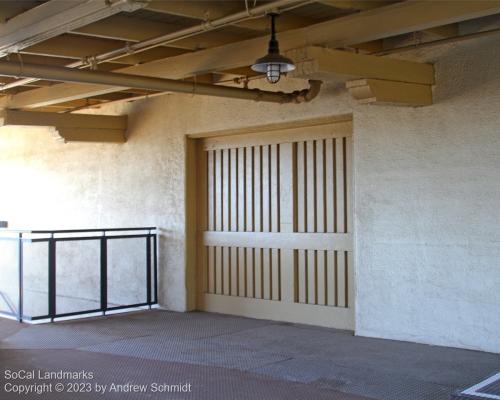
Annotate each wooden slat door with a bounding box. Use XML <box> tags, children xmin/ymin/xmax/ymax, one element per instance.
<box><xmin>196</xmin><ymin>120</ymin><xmax>354</xmax><ymax>329</ymax></box>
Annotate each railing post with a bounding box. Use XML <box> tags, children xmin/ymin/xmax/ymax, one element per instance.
<box><xmin>48</xmin><ymin>235</ymin><xmax>56</xmax><ymax>322</ymax></box>
<box><xmin>100</xmin><ymin>236</ymin><xmax>108</xmax><ymax>314</ymax></box>
<box><xmin>17</xmin><ymin>233</ymin><xmax>23</xmax><ymax>322</ymax></box>
<box><xmin>146</xmin><ymin>234</ymin><xmax>152</xmax><ymax>307</ymax></box>
<box><xmin>153</xmin><ymin>233</ymin><xmax>158</xmax><ymax>304</ymax></box>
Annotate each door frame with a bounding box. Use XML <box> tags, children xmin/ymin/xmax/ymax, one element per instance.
<box><xmin>185</xmin><ymin>114</ymin><xmax>355</xmax><ymax>329</ymax></box>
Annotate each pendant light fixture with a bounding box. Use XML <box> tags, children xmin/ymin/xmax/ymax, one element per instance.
<box><xmin>251</xmin><ymin>13</ymin><xmax>295</xmax><ymax>84</ymax></box>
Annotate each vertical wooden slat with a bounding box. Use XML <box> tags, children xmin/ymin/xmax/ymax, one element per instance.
<box><xmin>262</xmin><ymin>145</ymin><xmax>270</xmax><ymax>232</ymax></box>
<box><xmin>254</xmin><ymin>146</ymin><xmax>262</xmax><ymax>232</ymax></box>
<box><xmin>214</xmin><ymin>246</ymin><xmax>222</xmax><ymax>294</ymax></box>
<box><xmin>344</xmin><ymin>251</ymin><xmax>350</xmax><ymax>308</ymax></box>
<box><xmin>230</xmin><ymin>149</ymin><xmax>238</xmax><ymax>232</ymax></box>
<box><xmin>238</xmin><ymin>247</ymin><xmax>246</xmax><ymax>297</ymax></box>
<box><xmin>262</xmin><ymin>248</ymin><xmax>271</xmax><ymax>300</ymax></box>
<box><xmin>297</xmin><ymin>249</ymin><xmax>307</xmax><ymax>303</ymax></box>
<box><xmin>238</xmin><ymin>148</ymin><xmax>245</xmax><ymax>233</ymax></box>
<box><xmin>307</xmin><ymin>248</ymin><xmax>316</xmax><ymax>304</ymax></box>
<box><xmin>247</xmin><ymin>248</ymin><xmax>255</xmax><ymax>298</ymax></box>
<box><xmin>343</xmin><ymin>137</ymin><xmax>348</xmax><ymax>233</ymax></box>
<box><xmin>222</xmin><ymin>149</ymin><xmax>230</xmax><ymax>232</ymax></box>
<box><xmin>271</xmin><ymin>249</ymin><xmax>280</xmax><ymax>301</ymax></box>
<box><xmin>246</xmin><ymin>147</ymin><xmax>253</xmax><ymax>232</ymax></box>
<box><xmin>306</xmin><ymin>140</ymin><xmax>316</xmax><ymax>233</ymax></box>
<box><xmin>316</xmin><ymin>139</ymin><xmax>326</xmax><ymax>233</ymax></box>
<box><xmin>214</xmin><ymin>151</ymin><xmax>221</xmax><ymax>231</ymax></box>
<box><xmin>279</xmin><ymin>143</ymin><xmax>295</xmax><ymax>304</ymax></box>
<box><xmin>207</xmin><ymin>151</ymin><xmax>214</xmax><ymax>231</ymax></box>
<box><xmin>226</xmin><ymin>246</ymin><xmax>232</xmax><ymax>295</ymax></box>
<box><xmin>347</xmin><ymin>251</ymin><xmax>354</xmax><ymax>309</ymax></box>
<box><xmin>336</xmin><ymin>138</ymin><xmax>345</xmax><ymax>233</ymax></box>
<box><xmin>254</xmin><ymin>248</ymin><xmax>263</xmax><ymax>299</ymax></box>
<box><xmin>346</xmin><ymin>136</ymin><xmax>353</xmax><ymax>234</ymax></box>
<box><xmin>270</xmin><ymin>144</ymin><xmax>279</xmax><ymax>233</ymax></box>
<box><xmin>207</xmin><ymin>246</ymin><xmax>214</xmax><ymax>294</ymax></box>
<box><xmin>325</xmin><ymin>139</ymin><xmax>334</xmax><ymax>233</ymax></box>
<box><xmin>296</xmin><ymin>141</ymin><xmax>306</xmax><ymax>233</ymax></box>
<box><xmin>277</xmin><ymin>144</ymin><xmax>282</xmax><ymax>232</ymax></box>
<box><xmin>230</xmin><ymin>246</ymin><xmax>238</xmax><ymax>296</ymax></box>
<box><xmin>337</xmin><ymin>250</ymin><xmax>346</xmax><ymax>307</ymax></box>
<box><xmin>326</xmin><ymin>250</ymin><xmax>335</xmax><ymax>306</ymax></box>
<box><xmin>317</xmin><ymin>250</ymin><xmax>326</xmax><ymax>305</ymax></box>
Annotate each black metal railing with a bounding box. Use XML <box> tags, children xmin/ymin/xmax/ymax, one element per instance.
<box><xmin>0</xmin><ymin>227</ymin><xmax>157</xmax><ymax>322</ymax></box>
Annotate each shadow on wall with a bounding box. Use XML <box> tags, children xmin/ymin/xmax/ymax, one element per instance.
<box><xmin>156</xmin><ymin>229</ymin><xmax>184</xmax><ymax>309</ymax></box>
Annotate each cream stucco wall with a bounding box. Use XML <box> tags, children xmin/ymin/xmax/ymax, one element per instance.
<box><xmin>0</xmin><ymin>36</ymin><xmax>499</xmax><ymax>353</ymax></box>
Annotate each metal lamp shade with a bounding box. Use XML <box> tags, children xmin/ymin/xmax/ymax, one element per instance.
<box><xmin>251</xmin><ymin>53</ymin><xmax>296</xmax><ymax>83</ymax></box>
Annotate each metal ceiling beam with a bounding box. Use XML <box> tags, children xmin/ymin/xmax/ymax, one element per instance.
<box><xmin>0</xmin><ymin>0</ymin><xmax>148</xmax><ymax>57</ymax></box>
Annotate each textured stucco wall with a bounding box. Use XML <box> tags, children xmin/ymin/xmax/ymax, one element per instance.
<box><xmin>353</xmin><ymin>37</ymin><xmax>500</xmax><ymax>353</ymax></box>
<box><xmin>0</xmin><ymin>36</ymin><xmax>498</xmax><ymax>352</ymax></box>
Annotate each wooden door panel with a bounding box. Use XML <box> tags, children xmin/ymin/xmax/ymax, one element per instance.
<box><xmin>197</xmin><ymin>121</ymin><xmax>354</xmax><ymax>329</ymax></box>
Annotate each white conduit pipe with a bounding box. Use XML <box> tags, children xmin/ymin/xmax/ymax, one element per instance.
<box><xmin>0</xmin><ymin>61</ymin><xmax>322</xmax><ymax>104</ymax></box>
<box><xmin>0</xmin><ymin>0</ymin><xmax>310</xmax><ymax>92</ymax></box>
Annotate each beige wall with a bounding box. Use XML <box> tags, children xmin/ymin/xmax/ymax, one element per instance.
<box><xmin>0</xmin><ymin>36</ymin><xmax>499</xmax><ymax>353</ymax></box>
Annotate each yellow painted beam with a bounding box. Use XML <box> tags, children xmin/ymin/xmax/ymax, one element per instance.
<box><xmin>346</xmin><ymin>78</ymin><xmax>433</xmax><ymax>106</ymax></box>
<box><xmin>146</xmin><ymin>1</ymin><xmax>315</xmax><ymax>32</ymax></box>
<box><xmin>316</xmin><ymin>1</ymin><xmax>396</xmax><ymax>10</ymax></box>
<box><xmin>55</xmin><ymin>128</ymin><xmax>126</xmax><ymax>143</ymax></box>
<box><xmin>0</xmin><ymin>110</ymin><xmax>127</xmax><ymax>142</ymax></box>
<box><xmin>288</xmin><ymin>46</ymin><xmax>435</xmax><ymax>84</ymax></box>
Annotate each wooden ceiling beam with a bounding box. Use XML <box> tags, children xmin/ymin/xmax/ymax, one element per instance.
<box><xmin>0</xmin><ymin>1</ymin><xmax>41</xmax><ymax>23</ymax></box>
<box><xmin>4</xmin><ymin>0</ymin><xmax>500</xmax><ymax>109</ymax></box>
<box><xmin>288</xmin><ymin>46</ymin><xmax>434</xmax><ymax>84</ymax></box>
<box><xmin>21</xmin><ymin>34</ymin><xmax>187</xmax><ymax>66</ymax></box>
<box><xmin>71</xmin><ymin>15</ymin><xmax>252</xmax><ymax>51</ymax></box>
<box><xmin>0</xmin><ymin>0</ymin><xmax>147</xmax><ymax>56</ymax></box>
<box><xmin>22</xmin><ymin>34</ymin><xmax>127</xmax><ymax>60</ymax></box>
<box><xmin>0</xmin><ymin>109</ymin><xmax>127</xmax><ymax>143</ymax></box>
<box><xmin>146</xmin><ymin>0</ymin><xmax>316</xmax><ymax>33</ymax></box>
<box><xmin>346</xmin><ymin>78</ymin><xmax>433</xmax><ymax>106</ymax></box>
<box><xmin>316</xmin><ymin>1</ymin><xmax>397</xmax><ymax>10</ymax></box>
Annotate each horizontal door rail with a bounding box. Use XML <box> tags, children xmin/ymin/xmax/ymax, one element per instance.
<box><xmin>202</xmin><ymin>231</ymin><xmax>353</xmax><ymax>251</ymax></box>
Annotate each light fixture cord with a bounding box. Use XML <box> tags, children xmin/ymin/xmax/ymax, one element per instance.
<box><xmin>271</xmin><ymin>14</ymin><xmax>276</xmax><ymax>41</ymax></box>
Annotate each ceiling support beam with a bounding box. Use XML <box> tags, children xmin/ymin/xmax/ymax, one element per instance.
<box><xmin>3</xmin><ymin>0</ymin><xmax>500</xmax><ymax>109</ymax></box>
<box><xmin>346</xmin><ymin>78</ymin><xmax>433</xmax><ymax>106</ymax></box>
<box><xmin>287</xmin><ymin>46</ymin><xmax>434</xmax><ymax>84</ymax></box>
<box><xmin>71</xmin><ymin>15</ymin><xmax>245</xmax><ymax>51</ymax></box>
<box><xmin>288</xmin><ymin>47</ymin><xmax>434</xmax><ymax>106</ymax></box>
<box><xmin>316</xmin><ymin>1</ymin><xmax>395</xmax><ymax>10</ymax></box>
<box><xmin>145</xmin><ymin>0</ymin><xmax>313</xmax><ymax>33</ymax></box>
<box><xmin>0</xmin><ymin>110</ymin><xmax>127</xmax><ymax>143</ymax></box>
<box><xmin>0</xmin><ymin>0</ymin><xmax>148</xmax><ymax>57</ymax></box>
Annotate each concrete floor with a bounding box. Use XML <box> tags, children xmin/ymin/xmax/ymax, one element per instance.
<box><xmin>0</xmin><ymin>310</ymin><xmax>499</xmax><ymax>400</ymax></box>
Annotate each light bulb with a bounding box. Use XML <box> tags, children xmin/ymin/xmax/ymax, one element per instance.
<box><xmin>266</xmin><ymin>63</ymin><xmax>281</xmax><ymax>84</ymax></box>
